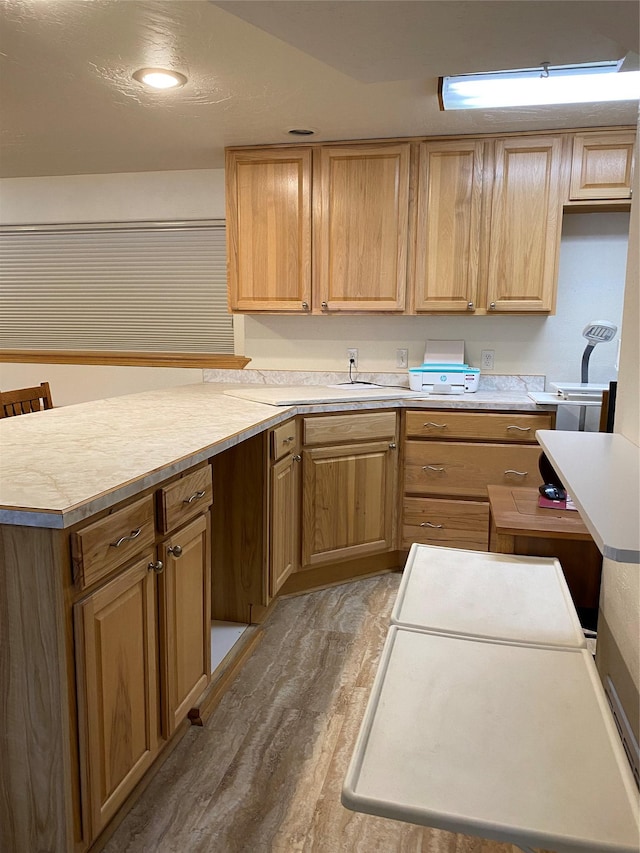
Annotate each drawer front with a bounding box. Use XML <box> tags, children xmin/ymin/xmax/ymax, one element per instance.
<box><xmin>404</xmin><ymin>441</ymin><xmax>542</xmax><ymax>498</ymax></box>
<box><xmin>72</xmin><ymin>495</ymin><xmax>155</xmax><ymax>588</ymax></box>
<box><xmin>402</xmin><ymin>497</ymin><xmax>489</xmax><ymax>551</ymax></box>
<box><xmin>158</xmin><ymin>465</ymin><xmax>213</xmax><ymax>534</ymax></box>
<box><xmin>405</xmin><ymin>410</ymin><xmax>553</xmax><ymax>442</ymax></box>
<box><xmin>303</xmin><ymin>411</ymin><xmax>397</xmax><ymax>445</ymax></box>
<box><xmin>271</xmin><ymin>419</ymin><xmax>298</xmax><ymax>462</ymax></box>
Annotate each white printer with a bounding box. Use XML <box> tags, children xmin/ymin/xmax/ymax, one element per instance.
<box><xmin>408</xmin><ymin>340</ymin><xmax>480</xmax><ymax>394</ymax></box>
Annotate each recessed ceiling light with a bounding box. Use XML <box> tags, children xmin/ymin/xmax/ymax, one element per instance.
<box><xmin>440</xmin><ymin>60</ymin><xmax>640</xmax><ymax>109</ymax></box>
<box><xmin>287</xmin><ymin>128</ymin><xmax>315</xmax><ymax>136</ymax></box>
<box><xmin>132</xmin><ymin>68</ymin><xmax>188</xmax><ymax>90</ymax></box>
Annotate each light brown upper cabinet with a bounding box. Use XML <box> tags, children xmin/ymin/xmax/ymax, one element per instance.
<box><xmin>226</xmin><ymin>147</ymin><xmax>312</xmax><ymax>312</ymax></box>
<box><xmin>485</xmin><ymin>135</ymin><xmax>564</xmax><ymax>313</ymax></box>
<box><xmin>314</xmin><ymin>143</ymin><xmax>411</xmax><ymax>312</ymax></box>
<box><xmin>413</xmin><ymin>135</ymin><xmax>564</xmax><ymax>315</ymax></box>
<box><xmin>569</xmin><ymin>131</ymin><xmax>636</xmax><ymax>201</ymax></box>
<box><xmin>413</xmin><ymin>139</ymin><xmax>484</xmax><ymax>313</ymax></box>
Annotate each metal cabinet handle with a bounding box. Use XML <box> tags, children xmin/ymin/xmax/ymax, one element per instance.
<box><xmin>302</xmin><ymin>301</ymin><xmax>309</xmax><ymax>311</ymax></box>
<box><xmin>467</xmin><ymin>302</ymin><xmax>474</xmax><ymax>311</ymax></box>
<box><xmin>422</xmin><ymin>465</ymin><xmax>445</xmax><ymax>472</ymax></box>
<box><xmin>389</xmin><ymin>442</ymin><xmax>397</xmax><ymax>450</ymax></box>
<box><xmin>321</xmin><ymin>301</ymin><xmax>328</xmax><ymax>310</ymax></box>
<box><xmin>293</xmin><ymin>454</ymin><xmax>302</xmax><ymax>462</ymax></box>
<box><xmin>110</xmin><ymin>527</ymin><xmax>142</xmax><ymax>548</ymax></box>
<box><xmin>148</xmin><ymin>560</ymin><xmax>164</xmax><ymax>574</ymax></box>
<box><xmin>423</xmin><ymin>422</ymin><xmax>447</xmax><ymax>429</ymax></box>
<box><xmin>183</xmin><ymin>490</ymin><xmax>206</xmax><ymax>505</ymax></box>
<box><xmin>504</xmin><ymin>469</ymin><xmax>528</xmax><ymax>477</ymax></box>
<box><xmin>506</xmin><ymin>425</ymin><xmax>531</xmax><ymax>432</ymax></box>
<box><xmin>167</xmin><ymin>544</ymin><xmax>183</xmax><ymax>558</ymax></box>
<box><xmin>420</xmin><ymin>521</ymin><xmax>443</xmax><ymax>529</ymax></box>
<box><xmin>282</xmin><ymin>436</ymin><xmax>295</xmax><ymax>444</ymax></box>
<box><xmin>489</xmin><ymin>302</ymin><xmax>496</xmax><ymax>310</ymax></box>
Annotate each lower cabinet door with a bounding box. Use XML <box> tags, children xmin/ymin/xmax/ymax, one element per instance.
<box><xmin>270</xmin><ymin>452</ymin><xmax>300</xmax><ymax>596</ymax></box>
<box><xmin>402</xmin><ymin>497</ymin><xmax>490</xmax><ymax>551</ymax></box>
<box><xmin>301</xmin><ymin>440</ymin><xmax>397</xmax><ymax>568</ymax></box>
<box><xmin>159</xmin><ymin>513</ymin><xmax>211</xmax><ymax>736</ymax></box>
<box><xmin>74</xmin><ymin>553</ymin><xmax>160</xmax><ymax>839</ymax></box>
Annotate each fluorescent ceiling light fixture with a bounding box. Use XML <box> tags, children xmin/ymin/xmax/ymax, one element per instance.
<box><xmin>132</xmin><ymin>68</ymin><xmax>188</xmax><ymax>89</ymax></box>
<box><xmin>440</xmin><ymin>61</ymin><xmax>640</xmax><ymax>109</ymax></box>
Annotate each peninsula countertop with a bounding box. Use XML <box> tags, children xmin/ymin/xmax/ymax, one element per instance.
<box><xmin>0</xmin><ymin>383</ymin><xmax>554</xmax><ymax>529</ymax></box>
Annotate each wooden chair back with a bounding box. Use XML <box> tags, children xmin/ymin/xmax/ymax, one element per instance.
<box><xmin>0</xmin><ymin>382</ymin><xmax>54</xmax><ymax>418</ymax></box>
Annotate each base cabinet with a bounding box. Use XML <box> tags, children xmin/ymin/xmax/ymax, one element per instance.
<box><xmin>401</xmin><ymin>410</ymin><xmax>553</xmax><ymax>551</ymax></box>
<box><xmin>301</xmin><ymin>412</ymin><xmax>398</xmax><ymax>569</ymax></box>
<box><xmin>74</xmin><ymin>553</ymin><xmax>160</xmax><ymax>838</ymax></box>
<box><xmin>159</xmin><ymin>513</ymin><xmax>211</xmax><ymax>737</ymax></box>
<box><xmin>72</xmin><ymin>464</ymin><xmax>213</xmax><ymax>846</ymax></box>
<box><xmin>270</xmin><ymin>450</ymin><xmax>301</xmax><ymax>596</ymax></box>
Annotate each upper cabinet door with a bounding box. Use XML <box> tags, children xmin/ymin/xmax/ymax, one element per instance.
<box><xmin>486</xmin><ymin>136</ymin><xmax>564</xmax><ymax>313</ymax></box>
<box><xmin>413</xmin><ymin>140</ymin><xmax>484</xmax><ymax>313</ymax></box>
<box><xmin>315</xmin><ymin>143</ymin><xmax>410</xmax><ymax>312</ymax></box>
<box><xmin>569</xmin><ymin>131</ymin><xmax>635</xmax><ymax>200</ymax></box>
<box><xmin>226</xmin><ymin>148</ymin><xmax>312</xmax><ymax>312</ymax></box>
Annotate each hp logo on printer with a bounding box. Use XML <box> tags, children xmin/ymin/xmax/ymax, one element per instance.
<box><xmin>440</xmin><ymin>375</ymin><xmax>447</xmax><ymax>382</ymax></box>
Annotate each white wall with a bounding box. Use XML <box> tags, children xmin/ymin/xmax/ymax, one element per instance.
<box><xmin>595</xmin><ymin>134</ymin><xmax>640</xmax><ymax>740</ymax></box>
<box><xmin>0</xmin><ymin>169</ymin><xmax>630</xmax><ymax>404</ymax></box>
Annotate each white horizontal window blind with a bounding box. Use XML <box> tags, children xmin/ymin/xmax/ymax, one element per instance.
<box><xmin>0</xmin><ymin>220</ymin><xmax>233</xmax><ymax>353</ymax></box>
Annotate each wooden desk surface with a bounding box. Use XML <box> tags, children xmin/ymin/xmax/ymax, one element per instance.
<box><xmin>487</xmin><ymin>485</ymin><xmax>593</xmax><ymax>541</ymax></box>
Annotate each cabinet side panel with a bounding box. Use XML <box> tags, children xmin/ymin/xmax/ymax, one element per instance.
<box><xmin>0</xmin><ymin>524</ymin><xmax>73</xmax><ymax>853</ymax></box>
<box><xmin>210</xmin><ymin>434</ymin><xmax>267</xmax><ymax>623</ymax></box>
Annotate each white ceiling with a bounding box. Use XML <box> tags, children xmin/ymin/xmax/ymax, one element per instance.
<box><xmin>1</xmin><ymin>0</ymin><xmax>638</xmax><ymax>178</ymax></box>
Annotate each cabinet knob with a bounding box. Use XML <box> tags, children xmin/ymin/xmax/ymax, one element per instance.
<box><xmin>467</xmin><ymin>302</ymin><xmax>474</xmax><ymax>311</ymax></box>
<box><xmin>148</xmin><ymin>560</ymin><xmax>164</xmax><ymax>574</ymax></box>
<box><xmin>389</xmin><ymin>442</ymin><xmax>397</xmax><ymax>450</ymax></box>
<box><xmin>302</xmin><ymin>301</ymin><xmax>309</xmax><ymax>311</ymax></box>
<box><xmin>167</xmin><ymin>544</ymin><xmax>183</xmax><ymax>558</ymax></box>
<box><xmin>321</xmin><ymin>301</ymin><xmax>328</xmax><ymax>310</ymax></box>
<box><xmin>293</xmin><ymin>454</ymin><xmax>302</xmax><ymax>462</ymax></box>
<box><xmin>489</xmin><ymin>302</ymin><xmax>496</xmax><ymax>310</ymax></box>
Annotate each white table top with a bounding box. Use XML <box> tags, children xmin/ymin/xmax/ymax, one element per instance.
<box><xmin>391</xmin><ymin>544</ymin><xmax>586</xmax><ymax>649</ymax></box>
<box><xmin>342</xmin><ymin>627</ymin><xmax>640</xmax><ymax>853</ymax></box>
<box><xmin>536</xmin><ymin>430</ymin><xmax>640</xmax><ymax>564</ymax></box>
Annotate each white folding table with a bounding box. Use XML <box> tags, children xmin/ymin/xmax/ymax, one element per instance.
<box><xmin>342</xmin><ymin>626</ymin><xmax>640</xmax><ymax>853</ymax></box>
<box><xmin>392</xmin><ymin>544</ymin><xmax>586</xmax><ymax>649</ymax></box>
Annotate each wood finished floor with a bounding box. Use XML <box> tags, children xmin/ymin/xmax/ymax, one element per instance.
<box><xmin>104</xmin><ymin>573</ymin><xmax>547</xmax><ymax>853</ymax></box>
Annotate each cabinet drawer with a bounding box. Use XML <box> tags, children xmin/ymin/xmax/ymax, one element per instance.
<box><xmin>72</xmin><ymin>495</ymin><xmax>155</xmax><ymax>589</ymax></box>
<box><xmin>405</xmin><ymin>410</ymin><xmax>552</xmax><ymax>442</ymax></box>
<box><xmin>402</xmin><ymin>497</ymin><xmax>489</xmax><ymax>551</ymax></box>
<box><xmin>271</xmin><ymin>419</ymin><xmax>298</xmax><ymax>462</ymax></box>
<box><xmin>157</xmin><ymin>465</ymin><xmax>213</xmax><ymax>534</ymax></box>
<box><xmin>303</xmin><ymin>411</ymin><xmax>396</xmax><ymax>445</ymax></box>
<box><xmin>404</xmin><ymin>441</ymin><xmax>542</xmax><ymax>498</ymax></box>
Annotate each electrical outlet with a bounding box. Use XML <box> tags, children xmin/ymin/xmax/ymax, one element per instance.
<box><xmin>347</xmin><ymin>348</ymin><xmax>358</xmax><ymax>369</ymax></box>
<box><xmin>396</xmin><ymin>348</ymin><xmax>408</xmax><ymax>369</ymax></box>
<box><xmin>481</xmin><ymin>349</ymin><xmax>495</xmax><ymax>370</ymax></box>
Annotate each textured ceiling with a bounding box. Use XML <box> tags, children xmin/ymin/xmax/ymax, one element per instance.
<box><xmin>0</xmin><ymin>0</ymin><xmax>638</xmax><ymax>178</ymax></box>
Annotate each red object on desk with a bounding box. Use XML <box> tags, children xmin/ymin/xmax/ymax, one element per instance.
<box><xmin>537</xmin><ymin>494</ymin><xmax>578</xmax><ymax>511</ymax></box>
<box><xmin>538</xmin><ymin>494</ymin><xmax>567</xmax><ymax>510</ymax></box>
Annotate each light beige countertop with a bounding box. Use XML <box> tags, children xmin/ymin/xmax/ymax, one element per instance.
<box><xmin>0</xmin><ymin>382</ymin><xmax>554</xmax><ymax>529</ymax></box>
